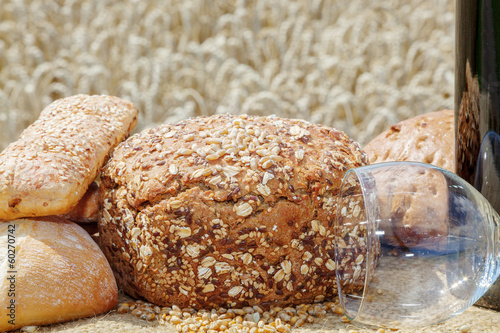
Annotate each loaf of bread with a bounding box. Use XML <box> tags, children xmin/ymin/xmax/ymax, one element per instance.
<box><xmin>363</xmin><ymin>109</ymin><xmax>454</xmax><ymax>172</ymax></box>
<box><xmin>98</xmin><ymin>114</ymin><xmax>369</xmax><ymax>309</ymax></box>
<box><xmin>0</xmin><ymin>217</ymin><xmax>118</xmax><ymax>331</ymax></box>
<box><xmin>373</xmin><ymin>163</ymin><xmax>449</xmax><ymax>250</ymax></box>
<box><xmin>363</xmin><ymin>110</ymin><xmax>453</xmax><ymax>250</ymax></box>
<box><xmin>56</xmin><ymin>180</ymin><xmax>100</xmax><ymax>224</ymax></box>
<box><xmin>0</xmin><ymin>94</ymin><xmax>139</xmax><ymax>220</ymax></box>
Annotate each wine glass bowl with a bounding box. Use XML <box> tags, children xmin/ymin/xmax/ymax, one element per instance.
<box><xmin>334</xmin><ymin>162</ymin><xmax>500</xmax><ymax>328</ymax></box>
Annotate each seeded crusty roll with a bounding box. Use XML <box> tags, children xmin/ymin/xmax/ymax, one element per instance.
<box><xmin>99</xmin><ymin>114</ymin><xmax>369</xmax><ymax>310</ymax></box>
<box><xmin>0</xmin><ymin>217</ymin><xmax>118</xmax><ymax>331</ymax></box>
<box><xmin>0</xmin><ymin>94</ymin><xmax>139</xmax><ymax>220</ymax></box>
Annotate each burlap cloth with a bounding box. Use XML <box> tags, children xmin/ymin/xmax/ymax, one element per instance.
<box><xmin>1</xmin><ymin>0</ymin><xmax>499</xmax><ymax>332</ymax></box>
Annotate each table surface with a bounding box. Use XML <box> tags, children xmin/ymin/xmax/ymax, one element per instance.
<box><xmin>30</xmin><ymin>292</ymin><xmax>500</xmax><ymax>333</ymax></box>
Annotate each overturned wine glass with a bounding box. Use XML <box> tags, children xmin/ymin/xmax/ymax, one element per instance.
<box><xmin>334</xmin><ymin>162</ymin><xmax>500</xmax><ymax>328</ymax></box>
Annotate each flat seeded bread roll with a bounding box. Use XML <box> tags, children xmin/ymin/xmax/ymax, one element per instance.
<box><xmin>0</xmin><ymin>218</ymin><xmax>118</xmax><ymax>331</ymax></box>
<box><xmin>98</xmin><ymin>114</ymin><xmax>369</xmax><ymax>310</ymax></box>
<box><xmin>364</xmin><ymin>109</ymin><xmax>454</xmax><ymax>172</ymax></box>
<box><xmin>0</xmin><ymin>94</ymin><xmax>139</xmax><ymax>220</ymax></box>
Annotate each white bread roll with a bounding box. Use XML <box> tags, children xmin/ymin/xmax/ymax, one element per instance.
<box><xmin>0</xmin><ymin>218</ymin><xmax>117</xmax><ymax>331</ymax></box>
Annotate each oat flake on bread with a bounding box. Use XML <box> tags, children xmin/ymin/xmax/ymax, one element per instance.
<box><xmin>98</xmin><ymin>114</ymin><xmax>369</xmax><ymax>310</ymax></box>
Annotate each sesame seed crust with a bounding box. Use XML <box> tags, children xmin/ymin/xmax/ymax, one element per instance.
<box><xmin>0</xmin><ymin>94</ymin><xmax>139</xmax><ymax>220</ymax></box>
<box><xmin>98</xmin><ymin>114</ymin><xmax>368</xmax><ymax>310</ymax></box>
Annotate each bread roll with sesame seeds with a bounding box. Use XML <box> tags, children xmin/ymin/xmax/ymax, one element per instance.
<box><xmin>98</xmin><ymin>114</ymin><xmax>369</xmax><ymax>310</ymax></box>
<box><xmin>0</xmin><ymin>94</ymin><xmax>139</xmax><ymax>220</ymax></box>
<box><xmin>0</xmin><ymin>217</ymin><xmax>118</xmax><ymax>331</ymax></box>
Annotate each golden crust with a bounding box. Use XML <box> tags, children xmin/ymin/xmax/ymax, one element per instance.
<box><xmin>0</xmin><ymin>94</ymin><xmax>139</xmax><ymax>220</ymax></box>
<box><xmin>364</xmin><ymin>109</ymin><xmax>454</xmax><ymax>172</ymax></box>
<box><xmin>0</xmin><ymin>218</ymin><xmax>118</xmax><ymax>331</ymax></box>
<box><xmin>98</xmin><ymin>114</ymin><xmax>368</xmax><ymax>309</ymax></box>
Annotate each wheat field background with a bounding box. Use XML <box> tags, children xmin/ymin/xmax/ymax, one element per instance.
<box><xmin>0</xmin><ymin>0</ymin><xmax>454</xmax><ymax>151</ymax></box>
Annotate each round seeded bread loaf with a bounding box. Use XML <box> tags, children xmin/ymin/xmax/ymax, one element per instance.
<box><xmin>98</xmin><ymin>114</ymin><xmax>368</xmax><ymax>310</ymax></box>
<box><xmin>363</xmin><ymin>109</ymin><xmax>454</xmax><ymax>172</ymax></box>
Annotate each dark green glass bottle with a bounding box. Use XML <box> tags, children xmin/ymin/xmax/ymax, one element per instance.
<box><xmin>455</xmin><ymin>0</ymin><xmax>500</xmax><ymax>310</ymax></box>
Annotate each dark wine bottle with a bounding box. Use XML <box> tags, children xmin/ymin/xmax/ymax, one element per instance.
<box><xmin>455</xmin><ymin>0</ymin><xmax>500</xmax><ymax>310</ymax></box>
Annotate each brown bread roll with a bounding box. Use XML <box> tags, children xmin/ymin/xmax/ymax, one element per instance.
<box><xmin>56</xmin><ymin>180</ymin><xmax>100</xmax><ymax>224</ymax></box>
<box><xmin>56</xmin><ymin>180</ymin><xmax>100</xmax><ymax>235</ymax></box>
<box><xmin>373</xmin><ymin>164</ymin><xmax>450</xmax><ymax>250</ymax></box>
<box><xmin>98</xmin><ymin>114</ymin><xmax>369</xmax><ymax>310</ymax></box>
<box><xmin>0</xmin><ymin>94</ymin><xmax>139</xmax><ymax>220</ymax></box>
<box><xmin>364</xmin><ymin>109</ymin><xmax>454</xmax><ymax>172</ymax></box>
<box><xmin>363</xmin><ymin>110</ymin><xmax>454</xmax><ymax>250</ymax></box>
<box><xmin>0</xmin><ymin>218</ymin><xmax>118</xmax><ymax>331</ymax></box>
